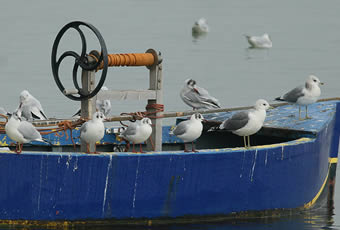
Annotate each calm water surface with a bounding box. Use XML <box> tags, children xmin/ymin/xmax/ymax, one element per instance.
<box><xmin>1</xmin><ymin>0</ymin><xmax>340</xmax><ymax>229</ymax></box>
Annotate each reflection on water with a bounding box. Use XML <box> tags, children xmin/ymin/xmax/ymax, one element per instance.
<box><xmin>0</xmin><ymin>200</ymin><xmax>338</xmax><ymax>230</ymax></box>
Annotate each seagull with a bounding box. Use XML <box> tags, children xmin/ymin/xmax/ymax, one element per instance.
<box><xmin>73</xmin><ymin>86</ymin><xmax>112</xmax><ymax>117</ymax></box>
<box><xmin>16</xmin><ymin>90</ymin><xmax>47</xmax><ymax>120</ymax></box>
<box><xmin>80</xmin><ymin>111</ymin><xmax>106</xmax><ymax>153</ymax></box>
<box><xmin>275</xmin><ymin>75</ymin><xmax>323</xmax><ymax>120</ymax></box>
<box><xmin>219</xmin><ymin>99</ymin><xmax>271</xmax><ymax>148</ymax></box>
<box><xmin>5</xmin><ymin>112</ymin><xmax>45</xmax><ymax>153</ymax></box>
<box><xmin>96</xmin><ymin>86</ymin><xmax>112</xmax><ymax>116</ymax></box>
<box><xmin>180</xmin><ymin>79</ymin><xmax>221</xmax><ymax>110</ymax></box>
<box><xmin>245</xmin><ymin>33</ymin><xmax>272</xmax><ymax>48</ymax></box>
<box><xmin>170</xmin><ymin>113</ymin><xmax>204</xmax><ymax>152</ymax></box>
<box><xmin>192</xmin><ymin>18</ymin><xmax>209</xmax><ymax>35</ymax></box>
<box><xmin>119</xmin><ymin>118</ymin><xmax>152</xmax><ymax>153</ymax></box>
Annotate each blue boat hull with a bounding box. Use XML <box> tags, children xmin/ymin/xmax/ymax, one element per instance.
<box><xmin>0</xmin><ymin>101</ymin><xmax>339</xmax><ymax>226</ymax></box>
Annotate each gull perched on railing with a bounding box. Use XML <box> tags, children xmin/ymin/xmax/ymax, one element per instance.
<box><xmin>275</xmin><ymin>75</ymin><xmax>323</xmax><ymax>120</ymax></box>
<box><xmin>16</xmin><ymin>90</ymin><xmax>47</xmax><ymax>120</ymax></box>
<box><xmin>218</xmin><ymin>99</ymin><xmax>271</xmax><ymax>148</ymax></box>
<box><xmin>180</xmin><ymin>79</ymin><xmax>221</xmax><ymax>110</ymax></box>
<box><xmin>245</xmin><ymin>33</ymin><xmax>272</xmax><ymax>48</ymax></box>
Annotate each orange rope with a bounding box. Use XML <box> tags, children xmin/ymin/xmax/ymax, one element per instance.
<box><xmin>89</xmin><ymin>53</ymin><xmax>155</xmax><ymax>70</ymax></box>
<box><xmin>0</xmin><ymin>114</ymin><xmax>8</xmax><ymax>134</ymax></box>
<box><xmin>39</xmin><ymin>119</ymin><xmax>87</xmax><ymax>150</ymax></box>
<box><xmin>119</xmin><ymin>103</ymin><xmax>164</xmax><ymax>126</ymax></box>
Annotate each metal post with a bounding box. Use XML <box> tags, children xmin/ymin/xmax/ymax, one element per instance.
<box><xmin>146</xmin><ymin>50</ymin><xmax>163</xmax><ymax>151</ymax></box>
<box><xmin>80</xmin><ymin>57</ymin><xmax>96</xmax><ymax>152</ymax></box>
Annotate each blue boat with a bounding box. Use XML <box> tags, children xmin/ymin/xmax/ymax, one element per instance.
<box><xmin>0</xmin><ymin>21</ymin><xmax>338</xmax><ymax>228</ymax></box>
<box><xmin>0</xmin><ymin>99</ymin><xmax>339</xmax><ymax>227</ymax></box>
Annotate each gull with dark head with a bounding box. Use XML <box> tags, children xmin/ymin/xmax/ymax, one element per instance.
<box><xmin>80</xmin><ymin>111</ymin><xmax>106</xmax><ymax>153</ymax></box>
<box><xmin>180</xmin><ymin>79</ymin><xmax>221</xmax><ymax>110</ymax></box>
<box><xmin>170</xmin><ymin>113</ymin><xmax>204</xmax><ymax>152</ymax></box>
<box><xmin>219</xmin><ymin>99</ymin><xmax>271</xmax><ymax>148</ymax></box>
<box><xmin>119</xmin><ymin>118</ymin><xmax>152</xmax><ymax>153</ymax></box>
<box><xmin>275</xmin><ymin>75</ymin><xmax>323</xmax><ymax>120</ymax></box>
<box><xmin>5</xmin><ymin>112</ymin><xmax>45</xmax><ymax>153</ymax></box>
<box><xmin>16</xmin><ymin>90</ymin><xmax>47</xmax><ymax>120</ymax></box>
<box><xmin>245</xmin><ymin>33</ymin><xmax>272</xmax><ymax>48</ymax></box>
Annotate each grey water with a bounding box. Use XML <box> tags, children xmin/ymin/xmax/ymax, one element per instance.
<box><xmin>1</xmin><ymin>0</ymin><xmax>340</xmax><ymax>229</ymax></box>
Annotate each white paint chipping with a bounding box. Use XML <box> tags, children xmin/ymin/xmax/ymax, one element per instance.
<box><xmin>240</xmin><ymin>150</ymin><xmax>246</xmax><ymax>178</ymax></box>
<box><xmin>37</xmin><ymin>157</ymin><xmax>43</xmax><ymax>211</ymax></box>
<box><xmin>250</xmin><ymin>149</ymin><xmax>258</xmax><ymax>182</ymax></box>
<box><xmin>102</xmin><ymin>154</ymin><xmax>113</xmax><ymax>215</ymax></box>
<box><xmin>132</xmin><ymin>156</ymin><xmax>141</xmax><ymax>209</ymax></box>
<box><xmin>281</xmin><ymin>146</ymin><xmax>284</xmax><ymax>160</ymax></box>
<box><xmin>66</xmin><ymin>155</ymin><xmax>72</xmax><ymax>169</ymax></box>
<box><xmin>265</xmin><ymin>150</ymin><xmax>268</xmax><ymax>166</ymax></box>
<box><xmin>73</xmin><ymin>157</ymin><xmax>78</xmax><ymax>172</ymax></box>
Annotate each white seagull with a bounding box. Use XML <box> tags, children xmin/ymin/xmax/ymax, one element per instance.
<box><xmin>16</xmin><ymin>90</ymin><xmax>47</xmax><ymax>120</ymax></box>
<box><xmin>245</xmin><ymin>33</ymin><xmax>272</xmax><ymax>48</ymax></box>
<box><xmin>180</xmin><ymin>79</ymin><xmax>221</xmax><ymax>110</ymax></box>
<box><xmin>192</xmin><ymin>18</ymin><xmax>209</xmax><ymax>35</ymax></box>
<box><xmin>170</xmin><ymin>113</ymin><xmax>204</xmax><ymax>152</ymax></box>
<box><xmin>5</xmin><ymin>112</ymin><xmax>45</xmax><ymax>153</ymax></box>
<box><xmin>119</xmin><ymin>118</ymin><xmax>152</xmax><ymax>153</ymax></box>
<box><xmin>80</xmin><ymin>111</ymin><xmax>106</xmax><ymax>153</ymax></box>
<box><xmin>275</xmin><ymin>75</ymin><xmax>323</xmax><ymax>120</ymax></box>
<box><xmin>219</xmin><ymin>99</ymin><xmax>271</xmax><ymax>148</ymax></box>
<box><xmin>73</xmin><ymin>86</ymin><xmax>112</xmax><ymax>117</ymax></box>
<box><xmin>96</xmin><ymin>86</ymin><xmax>112</xmax><ymax>116</ymax></box>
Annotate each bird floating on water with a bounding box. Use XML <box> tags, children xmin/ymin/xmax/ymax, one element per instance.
<box><xmin>5</xmin><ymin>112</ymin><xmax>45</xmax><ymax>153</ymax></box>
<box><xmin>80</xmin><ymin>111</ymin><xmax>106</xmax><ymax>153</ymax></box>
<box><xmin>275</xmin><ymin>75</ymin><xmax>323</xmax><ymax>120</ymax></box>
<box><xmin>245</xmin><ymin>33</ymin><xmax>272</xmax><ymax>48</ymax></box>
<box><xmin>16</xmin><ymin>90</ymin><xmax>47</xmax><ymax>120</ymax></box>
<box><xmin>119</xmin><ymin>118</ymin><xmax>153</xmax><ymax>153</ymax></box>
<box><xmin>170</xmin><ymin>113</ymin><xmax>204</xmax><ymax>152</ymax></box>
<box><xmin>192</xmin><ymin>18</ymin><xmax>209</xmax><ymax>36</ymax></box>
<box><xmin>218</xmin><ymin>99</ymin><xmax>271</xmax><ymax>148</ymax></box>
<box><xmin>180</xmin><ymin>79</ymin><xmax>221</xmax><ymax>110</ymax></box>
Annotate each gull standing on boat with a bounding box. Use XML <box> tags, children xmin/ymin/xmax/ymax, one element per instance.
<box><xmin>192</xmin><ymin>18</ymin><xmax>209</xmax><ymax>35</ymax></box>
<box><xmin>170</xmin><ymin>113</ymin><xmax>204</xmax><ymax>152</ymax></box>
<box><xmin>5</xmin><ymin>112</ymin><xmax>45</xmax><ymax>153</ymax></box>
<box><xmin>119</xmin><ymin>118</ymin><xmax>152</xmax><ymax>153</ymax></box>
<box><xmin>16</xmin><ymin>90</ymin><xmax>47</xmax><ymax>120</ymax></box>
<box><xmin>96</xmin><ymin>86</ymin><xmax>112</xmax><ymax>116</ymax></box>
<box><xmin>73</xmin><ymin>86</ymin><xmax>112</xmax><ymax>117</ymax></box>
<box><xmin>275</xmin><ymin>75</ymin><xmax>323</xmax><ymax>120</ymax></box>
<box><xmin>180</xmin><ymin>79</ymin><xmax>221</xmax><ymax>110</ymax></box>
<box><xmin>245</xmin><ymin>33</ymin><xmax>272</xmax><ymax>48</ymax></box>
<box><xmin>80</xmin><ymin>111</ymin><xmax>106</xmax><ymax>153</ymax></box>
<box><xmin>219</xmin><ymin>99</ymin><xmax>271</xmax><ymax>148</ymax></box>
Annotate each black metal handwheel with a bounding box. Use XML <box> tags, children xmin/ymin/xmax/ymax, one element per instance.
<box><xmin>51</xmin><ymin>21</ymin><xmax>108</xmax><ymax>101</ymax></box>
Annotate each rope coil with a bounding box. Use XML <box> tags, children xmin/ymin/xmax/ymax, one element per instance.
<box><xmin>88</xmin><ymin>52</ymin><xmax>155</xmax><ymax>70</ymax></box>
